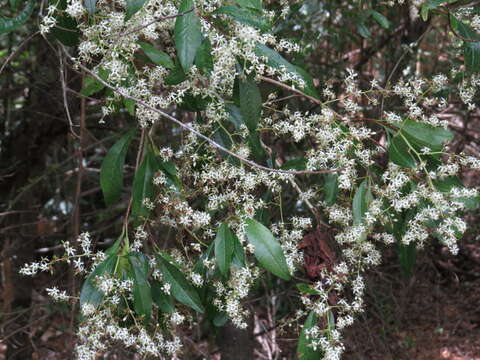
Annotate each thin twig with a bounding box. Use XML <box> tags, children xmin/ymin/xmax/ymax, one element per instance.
<box><xmin>117</xmin><ymin>8</ymin><xmax>195</xmax><ymax>39</ymax></box>
<box><xmin>61</xmin><ymin>46</ymin><xmax>340</xmax><ymax>176</ymax></box>
<box><xmin>59</xmin><ymin>50</ymin><xmax>80</xmax><ymax>138</ymax></box>
<box><xmin>0</xmin><ymin>31</ymin><xmax>40</xmax><ymax>76</ymax></box>
<box><xmin>259</xmin><ymin>75</ymin><xmax>322</xmax><ymax>105</ymax></box>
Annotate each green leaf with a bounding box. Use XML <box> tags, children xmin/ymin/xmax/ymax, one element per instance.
<box><xmin>254</xmin><ymin>44</ymin><xmax>319</xmax><ymax>99</ymax></box>
<box><xmin>125</xmin><ymin>0</ymin><xmax>149</xmax><ymax>20</ymax></box>
<box><xmin>239</xmin><ymin>76</ymin><xmax>262</xmax><ymax>132</ymax></box>
<box><xmin>195</xmin><ymin>38</ymin><xmax>214</xmax><ymax>75</ymax></box>
<box><xmin>225</xmin><ymin>103</ymin><xmax>243</xmax><ymax>130</ymax></box>
<box><xmin>421</xmin><ymin>0</ymin><xmax>456</xmax><ymax>21</ymax></box>
<box><xmin>159</xmin><ymin>160</ymin><xmax>182</xmax><ymax>191</ymax></box>
<box><xmin>138</xmin><ymin>42</ymin><xmax>174</xmax><ymax>69</ymax></box>
<box><xmin>369</xmin><ymin>10</ymin><xmax>390</xmax><ymax>29</ymax></box>
<box><xmin>123</xmin><ymin>97</ymin><xmax>136</xmax><ymax>116</ymax></box>
<box><xmin>388</xmin><ymin>133</ymin><xmax>417</xmax><ymax>168</ymax></box>
<box><xmin>128</xmin><ymin>252</ymin><xmax>152</xmax><ymax>320</ymax></box>
<box><xmin>214</xmin><ymin>223</ymin><xmax>235</xmax><ymax>276</ymax></box>
<box><xmin>105</xmin><ymin>235</ymin><xmax>124</xmax><ymax>256</ymax></box>
<box><xmin>79</xmin><ymin>255</ymin><xmax>118</xmax><ymax>307</ymax></box>
<box><xmin>232</xmin><ymin>234</ymin><xmax>246</xmax><ymax>267</ymax></box>
<box><xmin>175</xmin><ymin>0</ymin><xmax>203</xmax><ymax>72</ymax></box>
<box><xmin>352</xmin><ymin>180</ymin><xmax>373</xmax><ymax>225</ymax></box>
<box><xmin>235</xmin><ymin>0</ymin><xmax>262</xmax><ymax>10</ymax></box>
<box><xmin>434</xmin><ymin>176</ymin><xmax>480</xmax><ymax>209</ymax></box>
<box><xmin>81</xmin><ymin>76</ymin><xmax>105</xmax><ymax>96</ymax></box>
<box><xmin>132</xmin><ymin>149</ymin><xmax>160</xmax><ymax>217</ymax></box>
<box><xmin>247</xmin><ymin>132</ymin><xmax>267</xmax><ymax>163</ymax></box>
<box><xmin>296</xmin><ymin>283</ymin><xmax>320</xmax><ymax>295</ymax></box>
<box><xmin>80</xmin><ymin>68</ymin><xmax>110</xmax><ymax>96</ymax></box>
<box><xmin>244</xmin><ymin>218</ymin><xmax>291</xmax><ymax>280</ymax></box>
<box><xmin>0</xmin><ymin>1</ymin><xmax>34</xmax><ymax>35</ymax></box>
<box><xmin>215</xmin><ymin>5</ymin><xmax>270</xmax><ymax>32</ymax></box>
<box><xmin>156</xmin><ymin>254</ymin><xmax>205</xmax><ymax>313</ymax></box>
<box><xmin>297</xmin><ymin>311</ymin><xmax>322</xmax><ymax>359</ymax></box>
<box><xmin>151</xmin><ymin>280</ymin><xmax>175</xmax><ymax>313</ymax></box>
<box><xmin>324</xmin><ymin>173</ymin><xmax>338</xmax><ymax>206</ymax></box>
<box><xmin>84</xmin><ymin>0</ymin><xmax>96</xmax><ymax>15</ymax></box>
<box><xmin>450</xmin><ymin>14</ymin><xmax>480</xmax><ymax>72</ymax></box>
<box><xmin>165</xmin><ymin>61</ymin><xmax>187</xmax><ymax>85</ymax></box>
<box><xmin>100</xmin><ymin>129</ymin><xmax>136</xmax><ymax>206</ymax></box>
<box><xmin>402</xmin><ymin>119</ymin><xmax>453</xmax><ymax>150</ymax></box>
<box><xmin>356</xmin><ymin>21</ymin><xmax>371</xmax><ymax>39</ymax></box>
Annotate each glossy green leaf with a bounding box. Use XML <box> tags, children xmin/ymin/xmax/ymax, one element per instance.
<box><xmin>324</xmin><ymin>173</ymin><xmax>339</xmax><ymax>206</ymax></box>
<box><xmin>84</xmin><ymin>0</ymin><xmax>96</xmax><ymax>15</ymax></box>
<box><xmin>79</xmin><ymin>255</ymin><xmax>118</xmax><ymax>307</ymax></box>
<box><xmin>105</xmin><ymin>235</ymin><xmax>124</xmax><ymax>256</ymax></box>
<box><xmin>151</xmin><ymin>280</ymin><xmax>175</xmax><ymax>312</ymax></box>
<box><xmin>244</xmin><ymin>218</ymin><xmax>291</xmax><ymax>280</ymax></box>
<box><xmin>100</xmin><ymin>129</ymin><xmax>135</xmax><ymax>206</ymax></box>
<box><xmin>297</xmin><ymin>311</ymin><xmax>322</xmax><ymax>359</ymax></box>
<box><xmin>128</xmin><ymin>252</ymin><xmax>152</xmax><ymax>319</ymax></box>
<box><xmin>175</xmin><ymin>0</ymin><xmax>203</xmax><ymax>72</ymax></box>
<box><xmin>225</xmin><ymin>103</ymin><xmax>243</xmax><ymax>130</ymax></box>
<box><xmin>215</xmin><ymin>5</ymin><xmax>269</xmax><ymax>31</ymax></box>
<box><xmin>165</xmin><ymin>61</ymin><xmax>187</xmax><ymax>85</ymax></box>
<box><xmin>195</xmin><ymin>38</ymin><xmax>214</xmax><ymax>75</ymax></box>
<box><xmin>126</xmin><ymin>0</ymin><xmax>149</xmax><ymax>20</ymax></box>
<box><xmin>239</xmin><ymin>76</ymin><xmax>262</xmax><ymax>132</ymax></box>
<box><xmin>214</xmin><ymin>223</ymin><xmax>235</xmax><ymax>276</ymax></box>
<box><xmin>254</xmin><ymin>44</ymin><xmax>319</xmax><ymax>98</ymax></box>
<box><xmin>352</xmin><ymin>180</ymin><xmax>373</xmax><ymax>225</ymax></box>
<box><xmin>401</xmin><ymin>118</ymin><xmax>453</xmax><ymax>151</ymax></box>
<box><xmin>156</xmin><ymin>254</ymin><xmax>205</xmax><ymax>313</ymax></box>
<box><xmin>132</xmin><ymin>149</ymin><xmax>160</xmax><ymax>217</ymax></box>
<box><xmin>388</xmin><ymin>133</ymin><xmax>417</xmax><ymax>168</ymax></box>
<box><xmin>0</xmin><ymin>0</ymin><xmax>34</xmax><ymax>35</ymax></box>
<box><xmin>232</xmin><ymin>234</ymin><xmax>246</xmax><ymax>267</ymax></box>
<box><xmin>138</xmin><ymin>42</ymin><xmax>174</xmax><ymax>69</ymax></box>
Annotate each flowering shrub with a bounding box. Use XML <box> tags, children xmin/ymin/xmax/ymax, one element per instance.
<box><xmin>8</xmin><ymin>0</ymin><xmax>480</xmax><ymax>358</ymax></box>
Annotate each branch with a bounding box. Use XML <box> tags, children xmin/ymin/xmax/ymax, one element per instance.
<box><xmin>117</xmin><ymin>8</ymin><xmax>195</xmax><ymax>39</ymax></box>
<box><xmin>259</xmin><ymin>75</ymin><xmax>321</xmax><ymax>105</ymax></box>
<box><xmin>61</xmin><ymin>46</ymin><xmax>341</xmax><ymax>176</ymax></box>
